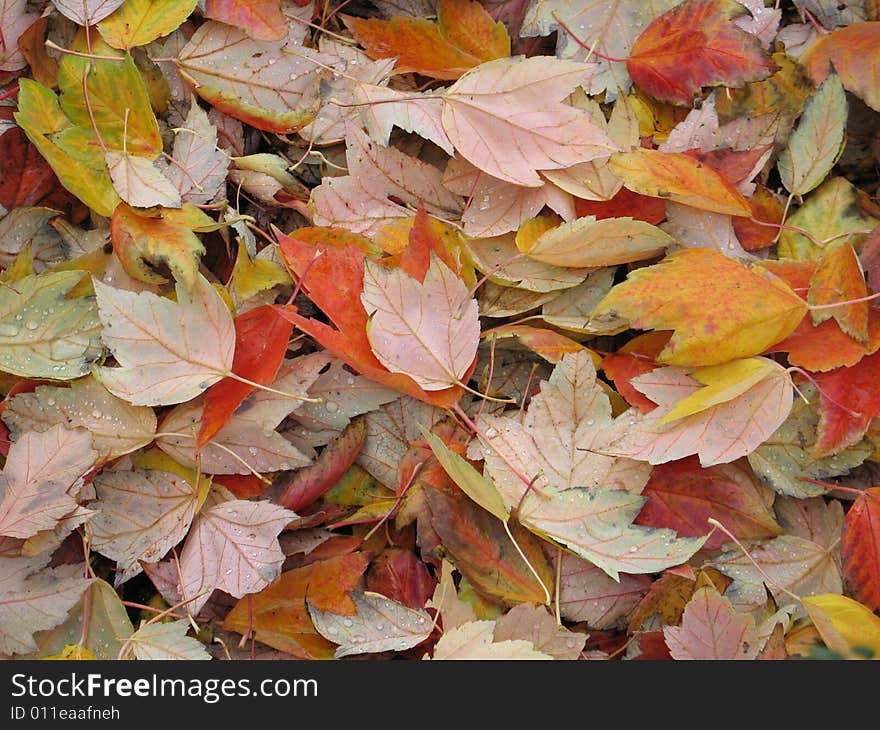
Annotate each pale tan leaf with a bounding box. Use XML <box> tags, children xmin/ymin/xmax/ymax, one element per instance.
<box><xmin>464</xmin><ymin>231</ymin><xmax>590</xmax><ymax>293</ymax></box>
<box><xmin>0</xmin><ymin>0</ymin><xmax>37</xmax><ymax>72</ymax></box>
<box><xmin>90</xmin><ymin>469</ymin><xmax>199</xmax><ymax>583</ymax></box>
<box><xmin>663</xmin><ymin>586</ymin><xmax>760</xmax><ymax>660</ymax></box>
<box><xmin>715</xmin><ymin>535</ymin><xmax>842</xmax><ymax>609</ymax></box>
<box><xmin>522</xmin><ymin>216</ymin><xmax>673</xmax><ymax>267</ymax></box>
<box><xmin>311</xmin><ymin>125</ymin><xmax>463</xmax><ymax>235</ymax></box>
<box><xmin>603</xmin><ymin>361</ymin><xmax>794</xmax><ymax>466</ymax></box>
<box><xmin>2</xmin><ymin>377</ymin><xmax>157</xmax><ymax>460</ymax></box>
<box><xmin>361</xmin><ymin>254</ymin><xmax>480</xmax><ymax>391</ymax></box>
<box><xmin>93</xmin><ymin>273</ymin><xmax>235</xmax><ymax>406</ymax></box>
<box><xmin>0</xmin><ymin>556</ymin><xmax>94</xmax><ymax>655</ymax></box>
<box><xmin>128</xmin><ymin>620</ymin><xmax>211</xmax><ymax>660</ymax></box>
<box><xmin>105</xmin><ymin>151</ymin><xmax>182</xmax><ymax>209</ymax></box>
<box><xmin>176</xmin><ymin>21</ymin><xmax>335</xmax><ymax>133</ymax></box>
<box><xmin>775</xmin><ymin>496</ymin><xmax>844</xmax><ymax>551</ymax></box>
<box><xmin>426</xmin><ymin>620</ymin><xmax>553</xmax><ymax>660</ymax></box>
<box><xmin>441</xmin><ymin>56</ymin><xmax>618</xmax><ymax>187</ymax></box>
<box><xmin>558</xmin><ymin>553</ymin><xmax>650</xmax><ymax>628</ymax></box>
<box><xmin>167</xmin><ymin>99</ymin><xmax>229</xmax><ymax>204</ymax></box>
<box><xmin>493</xmin><ymin>603</ymin><xmax>586</xmax><ymax>659</ymax></box>
<box><xmin>309</xmin><ymin>591</ymin><xmax>433</xmax><ymax>658</ymax></box>
<box><xmin>0</xmin><ymin>426</ymin><xmax>96</xmax><ymax>539</ymax></box>
<box><xmin>51</xmin><ymin>0</ymin><xmax>124</xmax><ymax>25</ymax></box>
<box><xmin>178</xmin><ymin>499</ymin><xmax>296</xmax><ymax>615</ymax></box>
<box><xmin>662</xmin><ymin>203</ymin><xmax>752</xmax><ymax>261</ymax></box>
<box><xmin>426</xmin><ymin>560</ymin><xmax>476</xmax><ymax>631</ymax></box>
<box><xmin>541</xmin><ymin>268</ymin><xmax>617</xmax><ymax>334</ymax></box>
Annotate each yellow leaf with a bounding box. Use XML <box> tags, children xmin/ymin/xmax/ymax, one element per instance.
<box><xmin>229</xmin><ymin>240</ymin><xmax>291</xmax><ymax>304</ymax></box>
<box><xmin>514</xmin><ymin>214</ymin><xmax>561</xmax><ymax>254</ymax></box>
<box><xmin>657</xmin><ymin>357</ymin><xmax>780</xmax><ymax>425</ymax></box>
<box><xmin>98</xmin><ymin>0</ymin><xmax>199</xmax><ymax>50</ymax></box>
<box><xmin>803</xmin><ymin>593</ymin><xmax>880</xmax><ymax>659</ymax></box>
<box><xmin>43</xmin><ymin>644</ymin><xmax>97</xmax><ymax>660</ymax></box>
<box><xmin>591</xmin><ymin>248</ymin><xmax>807</xmax><ymax>366</ymax></box>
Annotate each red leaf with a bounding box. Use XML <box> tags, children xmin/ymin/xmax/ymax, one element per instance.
<box><xmin>812</xmin><ymin>351</ymin><xmax>880</xmax><ymax>457</ymax></box>
<box><xmin>861</xmin><ymin>226</ymin><xmax>880</xmax><ymax>294</ymax></box>
<box><xmin>198</xmin><ymin>305</ymin><xmax>293</xmax><ymax>448</ymax></box>
<box><xmin>277</xmin><ymin>417</ymin><xmax>367</xmax><ymax>512</ymax></box>
<box><xmin>365</xmin><ymin>547</ymin><xmax>436</xmax><ymax>609</ymax></box>
<box><xmin>574</xmin><ymin>187</ymin><xmax>667</xmax><ymax>224</ymax></box>
<box><xmin>204</xmin><ymin>0</ymin><xmax>286</xmax><ymax>41</ymax></box>
<box><xmin>685</xmin><ymin>144</ymin><xmax>772</xmax><ymax>185</ymax></box>
<box><xmin>273</xmin><ymin>229</ymin><xmax>463</xmax><ymax>408</ymax></box>
<box><xmin>633</xmin><ymin>457</ymin><xmax>782</xmax><ymax>550</ymax></box>
<box><xmin>211</xmin><ymin>473</ymin><xmax>268</xmax><ymax>499</ymax></box>
<box><xmin>841</xmin><ymin>488</ymin><xmax>880</xmax><ymax>611</ymax></box>
<box><xmin>627</xmin><ymin>0</ymin><xmax>777</xmax><ymax>105</ymax></box>
<box><xmin>399</xmin><ymin>203</ymin><xmax>459</xmax><ymax>281</ymax></box>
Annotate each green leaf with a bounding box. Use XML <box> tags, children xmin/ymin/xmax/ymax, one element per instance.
<box><xmin>419</xmin><ymin>425</ymin><xmax>509</xmax><ymax>522</ymax></box>
<box><xmin>0</xmin><ymin>271</ymin><xmax>103</xmax><ymax>380</ymax></box>
<box><xmin>13</xmin><ymin>79</ymin><xmax>119</xmax><ymax>217</ymax></box>
<box><xmin>58</xmin><ymin>53</ymin><xmax>162</xmax><ymax>158</ymax></box>
<box><xmin>778</xmin><ymin>71</ymin><xmax>847</xmax><ymax>196</ymax></box>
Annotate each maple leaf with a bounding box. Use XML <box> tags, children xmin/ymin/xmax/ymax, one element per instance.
<box><xmin>175</xmin><ymin>497</ymin><xmax>296</xmax><ymax>616</ymax></box>
<box><xmin>0</xmin><ymin>555</ymin><xmax>94</xmax><ymax>655</ymax></box>
<box><xmin>590</xmin><ymin>248</ymin><xmax>807</xmax><ymax>366</ymax></box>
<box><xmin>440</xmin><ymin>56</ymin><xmax>618</xmax><ymax>187</ymax></box>
<box><xmin>345</xmin><ymin>0</ymin><xmax>511</xmax><ymax>80</ymax></box>
<box><xmin>426</xmin><ymin>620</ymin><xmax>553</xmax><ymax>660</ymax></box>
<box><xmin>557</xmin><ymin>553</ymin><xmax>650</xmax><ymax>628</ymax></box>
<box><xmin>92</xmin><ymin>273</ymin><xmax>235</xmax><ymax>406</ymax></box>
<box><xmin>840</xmin><ymin>488</ymin><xmax>880</xmax><ymax>611</ymax></box>
<box><xmin>0</xmin><ymin>425</ymin><xmax>96</xmax><ymax>539</ymax></box>
<box><xmin>601</xmin><ymin>358</ymin><xmax>794</xmax><ymax>466</ymax></box>
<box><xmin>627</xmin><ymin>0</ymin><xmax>777</xmax><ymax>106</ymax></box>
<box><xmin>663</xmin><ymin>585</ymin><xmax>759</xmax><ymax>659</ymax></box>
<box><xmin>125</xmin><ymin>619</ymin><xmax>211</xmax><ymax>660</ymax></box>
<box><xmin>0</xmin><ymin>0</ymin><xmax>38</xmax><ymax>72</ymax></box>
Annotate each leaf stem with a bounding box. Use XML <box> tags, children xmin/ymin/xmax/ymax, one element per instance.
<box><xmin>503</xmin><ymin>519</ymin><xmax>552</xmax><ymax>606</ymax></box>
<box><xmin>45</xmin><ymin>39</ymin><xmax>125</xmax><ymax>62</ymax></box>
<box><xmin>224</xmin><ymin>371</ymin><xmax>322</xmax><ymax>402</ymax></box>
<box><xmin>153</xmin><ymin>431</ymin><xmax>272</xmax><ymax>483</ymax></box>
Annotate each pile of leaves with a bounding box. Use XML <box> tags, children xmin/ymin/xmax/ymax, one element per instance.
<box><xmin>1</xmin><ymin>0</ymin><xmax>879</xmax><ymax>661</ymax></box>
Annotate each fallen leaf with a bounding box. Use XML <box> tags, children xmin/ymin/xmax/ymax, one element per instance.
<box><xmin>177</xmin><ymin>498</ymin><xmax>296</xmax><ymax>615</ymax></box>
<box><xmin>308</xmin><ymin>590</ymin><xmax>433</xmax><ymax>658</ymax></box>
<box><xmin>51</xmin><ymin>0</ymin><xmax>125</xmax><ymax>26</ymax></box>
<box><xmin>93</xmin><ymin>273</ymin><xmax>235</xmax><ymax>406</ymax></box>
<box><xmin>97</xmin><ymin>0</ymin><xmax>199</xmax><ymax>50</ymax></box>
<box><xmin>0</xmin><ymin>270</ymin><xmax>103</xmax><ymax>380</ymax></box>
<box><xmin>361</xmin><ymin>254</ymin><xmax>479</xmax><ymax>391</ymax></box>
<box><xmin>808</xmin><ymin>242</ymin><xmax>869</xmax><ymax>344</ymax></box>
<box><xmin>2</xmin><ymin>377</ymin><xmax>157</xmax><ymax>460</ymax></box>
<box><xmin>105</xmin><ymin>150</ymin><xmax>182</xmax><ymax>209</ymax></box>
<box><xmin>366</xmin><ymin>547</ymin><xmax>436</xmax><ymax>610</ymax></box>
<box><xmin>801</xmin><ymin>21</ymin><xmax>880</xmax><ymax>112</ymax></box>
<box><xmin>345</xmin><ymin>0</ymin><xmax>510</xmax><ymax>80</ymax></box>
<box><xmin>426</xmin><ymin>619</ymin><xmax>553</xmax><ymax>659</ymax></box>
<box><xmin>0</xmin><ymin>555</ymin><xmax>94</xmax><ymax>655</ymax></box>
<box><xmin>590</xmin><ymin>248</ymin><xmax>807</xmax><ymax>366</ymax></box>
<box><xmin>663</xmin><ymin>585</ymin><xmax>759</xmax><ymax>659</ymax></box>
<box><xmin>165</xmin><ymin>100</ymin><xmax>229</xmax><ymax>204</ymax></box>
<box><xmin>441</xmin><ymin>56</ymin><xmax>617</xmax><ymax>187</ymax></box>
<box><xmin>802</xmin><ymin>593</ymin><xmax>880</xmax><ymax>658</ymax></box>
<box><xmin>0</xmin><ymin>425</ymin><xmax>96</xmax><ymax>539</ymax></box>
<box><xmin>841</xmin><ymin>488</ymin><xmax>880</xmax><ymax>611</ymax></box>
<box><xmin>493</xmin><ymin>603</ymin><xmax>585</xmax><ymax>659</ymax></box>
<box><xmin>608</xmin><ymin>149</ymin><xmax>751</xmax><ymax>216</ymax></box>
<box><xmin>627</xmin><ymin>0</ymin><xmax>777</xmax><ymax>105</ymax></box>
<box><xmin>90</xmin><ymin>468</ymin><xmax>200</xmax><ymax>583</ymax></box>
<box><xmin>778</xmin><ymin>71</ymin><xmax>847</xmax><ymax>196</ymax></box>
<box><xmin>634</xmin><ymin>457</ymin><xmax>781</xmax><ymax>550</ymax></box>
<box><xmin>205</xmin><ymin>0</ymin><xmax>286</xmax><ymax>41</ymax></box>
<box><xmin>126</xmin><ymin>620</ymin><xmax>211</xmax><ymax>660</ymax></box>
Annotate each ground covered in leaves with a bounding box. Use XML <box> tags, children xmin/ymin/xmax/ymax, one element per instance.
<box><xmin>1</xmin><ymin>0</ymin><xmax>880</xmax><ymax>661</ymax></box>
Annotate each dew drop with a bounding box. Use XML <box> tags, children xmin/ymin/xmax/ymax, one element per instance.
<box><xmin>325</xmin><ymin>401</ymin><xmax>339</xmax><ymax>413</ymax></box>
<box><xmin>343</xmin><ymin>618</ymin><xmax>354</xmax><ymax>628</ymax></box>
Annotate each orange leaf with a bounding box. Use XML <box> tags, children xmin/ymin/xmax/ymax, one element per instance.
<box><xmin>841</xmin><ymin>488</ymin><xmax>880</xmax><ymax>611</ymax></box>
<box><xmin>628</xmin><ymin>0</ymin><xmax>777</xmax><ymax>105</ymax></box>
<box><xmin>733</xmin><ymin>184</ymin><xmax>785</xmax><ymax>252</ymax></box>
<box><xmin>481</xmin><ymin>324</ymin><xmax>589</xmax><ymax>364</ymax></box>
<box><xmin>306</xmin><ymin>552</ymin><xmax>370</xmax><ymax>615</ymax></box>
<box><xmin>204</xmin><ymin>0</ymin><xmax>286</xmax><ymax>41</ymax></box>
<box><xmin>574</xmin><ymin>186</ymin><xmax>667</xmax><ymax>225</ymax></box>
<box><xmin>808</xmin><ymin>243</ymin><xmax>869</xmax><ymax>344</ymax></box>
<box><xmin>801</xmin><ymin>22</ymin><xmax>880</xmax><ymax>112</ymax></box>
<box><xmin>608</xmin><ymin>149</ymin><xmax>752</xmax><ymax>216</ymax></box>
<box><xmin>592</xmin><ymin>248</ymin><xmax>807</xmax><ymax>366</ymax></box>
<box><xmin>762</xmin><ymin>259</ymin><xmax>880</xmax><ymax>371</ymax></box>
<box><xmin>198</xmin><ymin>305</ymin><xmax>293</xmax><ymax>449</ymax></box>
<box><xmin>344</xmin><ymin>0</ymin><xmax>510</xmax><ymax>81</ymax></box>
<box><xmin>273</xmin><ymin>229</ymin><xmax>463</xmax><ymax>408</ymax></box>
<box><xmin>223</xmin><ymin>563</ymin><xmax>335</xmax><ymax>659</ymax></box>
